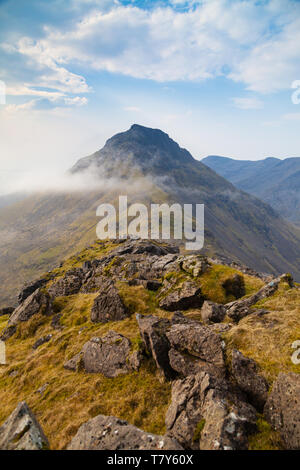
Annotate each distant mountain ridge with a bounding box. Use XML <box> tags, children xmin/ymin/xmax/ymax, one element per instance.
<box><xmin>1</xmin><ymin>124</ymin><xmax>300</xmax><ymax>307</ymax></box>
<box><xmin>202</xmin><ymin>155</ymin><xmax>300</xmax><ymax>225</ymax></box>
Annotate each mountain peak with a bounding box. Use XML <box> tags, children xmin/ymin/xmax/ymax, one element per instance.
<box><xmin>71</xmin><ymin>124</ymin><xmax>195</xmax><ymax>174</ymax></box>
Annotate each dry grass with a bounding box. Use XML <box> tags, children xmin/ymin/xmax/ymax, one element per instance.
<box><xmin>224</xmin><ymin>281</ymin><xmax>300</xmax><ymax>383</ymax></box>
<box><xmin>0</xmin><ymin>292</ymin><xmax>171</xmax><ymax>450</ymax></box>
<box><xmin>1</xmin><ymin>241</ymin><xmax>298</xmax><ymax>451</ymax></box>
<box><xmin>199</xmin><ymin>264</ymin><xmax>264</xmax><ymax>304</ymax></box>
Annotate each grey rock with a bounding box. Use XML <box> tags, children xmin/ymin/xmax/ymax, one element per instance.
<box><xmin>65</xmin><ymin>331</ymin><xmax>133</xmax><ymax>378</ymax></box>
<box><xmin>201</xmin><ymin>301</ymin><xmax>226</xmax><ymax>324</ymax></box>
<box><xmin>0</xmin><ymin>401</ymin><xmax>49</xmax><ymax>450</ymax></box>
<box><xmin>67</xmin><ymin>414</ymin><xmax>183</xmax><ymax>450</ymax></box>
<box><xmin>18</xmin><ymin>278</ymin><xmax>48</xmax><ymax>304</ymax></box>
<box><xmin>226</xmin><ymin>274</ymin><xmax>290</xmax><ymax>322</ymax></box>
<box><xmin>48</xmin><ymin>269</ymin><xmax>83</xmax><ymax>297</ymax></box>
<box><xmin>91</xmin><ymin>280</ymin><xmax>129</xmax><ymax>323</ymax></box>
<box><xmin>8</xmin><ymin>288</ymin><xmax>52</xmax><ymax>328</ymax></box>
<box><xmin>159</xmin><ymin>281</ymin><xmax>204</xmax><ymax>311</ymax></box>
<box><xmin>231</xmin><ymin>349</ymin><xmax>269</xmax><ymax>412</ymax></box>
<box><xmin>166</xmin><ymin>323</ymin><xmax>226</xmax><ymax>378</ymax></box>
<box><xmin>264</xmin><ymin>372</ymin><xmax>300</xmax><ymax>449</ymax></box>
<box><xmin>165</xmin><ymin>372</ymin><xmax>257</xmax><ymax>450</ymax></box>
<box><xmin>136</xmin><ymin>314</ymin><xmax>175</xmax><ymax>380</ymax></box>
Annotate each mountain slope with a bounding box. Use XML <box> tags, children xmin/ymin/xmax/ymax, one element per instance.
<box><xmin>203</xmin><ymin>155</ymin><xmax>300</xmax><ymax>225</ymax></box>
<box><xmin>1</xmin><ymin>124</ymin><xmax>300</xmax><ymax>308</ymax></box>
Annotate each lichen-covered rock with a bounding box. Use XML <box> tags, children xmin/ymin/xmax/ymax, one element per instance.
<box><xmin>136</xmin><ymin>314</ymin><xmax>175</xmax><ymax>380</ymax></box>
<box><xmin>165</xmin><ymin>372</ymin><xmax>257</xmax><ymax>450</ymax></box>
<box><xmin>0</xmin><ymin>402</ymin><xmax>49</xmax><ymax>450</ymax></box>
<box><xmin>64</xmin><ymin>331</ymin><xmax>133</xmax><ymax>378</ymax></box>
<box><xmin>7</xmin><ymin>288</ymin><xmax>52</xmax><ymax>328</ymax></box>
<box><xmin>201</xmin><ymin>301</ymin><xmax>226</xmax><ymax>324</ymax></box>
<box><xmin>264</xmin><ymin>372</ymin><xmax>300</xmax><ymax>449</ymax></box>
<box><xmin>166</xmin><ymin>323</ymin><xmax>226</xmax><ymax>379</ymax></box>
<box><xmin>67</xmin><ymin>414</ymin><xmax>183</xmax><ymax>450</ymax></box>
<box><xmin>48</xmin><ymin>269</ymin><xmax>83</xmax><ymax>297</ymax></box>
<box><xmin>180</xmin><ymin>255</ymin><xmax>210</xmax><ymax>277</ymax></box>
<box><xmin>159</xmin><ymin>281</ymin><xmax>204</xmax><ymax>311</ymax></box>
<box><xmin>231</xmin><ymin>349</ymin><xmax>269</xmax><ymax>411</ymax></box>
<box><xmin>91</xmin><ymin>280</ymin><xmax>129</xmax><ymax>323</ymax></box>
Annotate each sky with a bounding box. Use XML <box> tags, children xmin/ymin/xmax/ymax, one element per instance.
<box><xmin>0</xmin><ymin>0</ymin><xmax>300</xmax><ymax>194</ymax></box>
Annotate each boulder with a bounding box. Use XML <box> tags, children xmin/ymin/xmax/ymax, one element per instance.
<box><xmin>64</xmin><ymin>331</ymin><xmax>133</xmax><ymax>378</ymax></box>
<box><xmin>91</xmin><ymin>280</ymin><xmax>129</xmax><ymax>323</ymax></box>
<box><xmin>264</xmin><ymin>372</ymin><xmax>300</xmax><ymax>449</ymax></box>
<box><xmin>48</xmin><ymin>269</ymin><xmax>83</xmax><ymax>297</ymax></box>
<box><xmin>18</xmin><ymin>278</ymin><xmax>48</xmax><ymax>304</ymax></box>
<box><xmin>136</xmin><ymin>314</ymin><xmax>175</xmax><ymax>380</ymax></box>
<box><xmin>67</xmin><ymin>414</ymin><xmax>183</xmax><ymax>450</ymax></box>
<box><xmin>166</xmin><ymin>323</ymin><xmax>226</xmax><ymax>378</ymax></box>
<box><xmin>0</xmin><ymin>401</ymin><xmax>49</xmax><ymax>450</ymax></box>
<box><xmin>231</xmin><ymin>350</ymin><xmax>269</xmax><ymax>412</ymax></box>
<box><xmin>180</xmin><ymin>255</ymin><xmax>210</xmax><ymax>277</ymax></box>
<box><xmin>159</xmin><ymin>281</ymin><xmax>204</xmax><ymax>311</ymax></box>
<box><xmin>165</xmin><ymin>372</ymin><xmax>256</xmax><ymax>450</ymax></box>
<box><xmin>222</xmin><ymin>274</ymin><xmax>245</xmax><ymax>299</ymax></box>
<box><xmin>8</xmin><ymin>289</ymin><xmax>52</xmax><ymax>328</ymax></box>
<box><xmin>201</xmin><ymin>301</ymin><xmax>226</xmax><ymax>324</ymax></box>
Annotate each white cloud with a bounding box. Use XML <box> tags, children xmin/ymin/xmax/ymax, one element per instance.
<box><xmin>2</xmin><ymin>0</ymin><xmax>300</xmax><ymax>107</ymax></box>
<box><xmin>232</xmin><ymin>97</ymin><xmax>264</xmax><ymax>110</ymax></box>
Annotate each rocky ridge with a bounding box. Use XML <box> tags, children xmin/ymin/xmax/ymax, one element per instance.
<box><xmin>0</xmin><ymin>238</ymin><xmax>299</xmax><ymax>450</ymax></box>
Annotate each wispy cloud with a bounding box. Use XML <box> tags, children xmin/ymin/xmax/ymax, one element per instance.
<box><xmin>232</xmin><ymin>97</ymin><xmax>264</xmax><ymax>110</ymax></box>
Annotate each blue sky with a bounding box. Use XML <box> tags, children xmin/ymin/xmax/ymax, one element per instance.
<box><xmin>0</xmin><ymin>0</ymin><xmax>300</xmax><ymax>193</ymax></box>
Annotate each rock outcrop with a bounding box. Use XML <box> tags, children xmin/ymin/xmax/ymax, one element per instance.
<box><xmin>67</xmin><ymin>414</ymin><xmax>183</xmax><ymax>450</ymax></box>
<box><xmin>0</xmin><ymin>289</ymin><xmax>52</xmax><ymax>340</ymax></box>
<box><xmin>231</xmin><ymin>349</ymin><xmax>269</xmax><ymax>412</ymax></box>
<box><xmin>201</xmin><ymin>301</ymin><xmax>226</xmax><ymax>324</ymax></box>
<box><xmin>48</xmin><ymin>269</ymin><xmax>83</xmax><ymax>297</ymax></box>
<box><xmin>165</xmin><ymin>371</ymin><xmax>256</xmax><ymax>450</ymax></box>
<box><xmin>159</xmin><ymin>281</ymin><xmax>204</xmax><ymax>311</ymax></box>
<box><xmin>136</xmin><ymin>314</ymin><xmax>175</xmax><ymax>380</ymax></box>
<box><xmin>64</xmin><ymin>331</ymin><xmax>138</xmax><ymax>378</ymax></box>
<box><xmin>264</xmin><ymin>372</ymin><xmax>300</xmax><ymax>449</ymax></box>
<box><xmin>91</xmin><ymin>280</ymin><xmax>129</xmax><ymax>323</ymax></box>
<box><xmin>226</xmin><ymin>274</ymin><xmax>291</xmax><ymax>322</ymax></box>
<box><xmin>0</xmin><ymin>402</ymin><xmax>49</xmax><ymax>450</ymax></box>
<box><xmin>166</xmin><ymin>322</ymin><xmax>226</xmax><ymax>379</ymax></box>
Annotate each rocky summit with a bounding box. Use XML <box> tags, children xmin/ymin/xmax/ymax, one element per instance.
<box><xmin>0</xmin><ymin>238</ymin><xmax>299</xmax><ymax>450</ymax></box>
